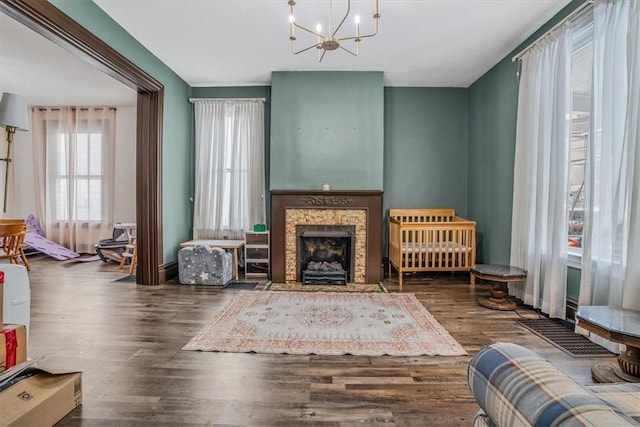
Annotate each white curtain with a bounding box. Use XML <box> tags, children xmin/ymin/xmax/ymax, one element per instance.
<box><xmin>32</xmin><ymin>107</ymin><xmax>116</xmax><ymax>253</ymax></box>
<box><xmin>193</xmin><ymin>100</ymin><xmax>265</xmax><ymax>240</ymax></box>
<box><xmin>510</xmin><ymin>24</ymin><xmax>573</xmax><ymax>319</ymax></box>
<box><xmin>578</xmin><ymin>0</ymin><xmax>640</xmax><ymax>350</ymax></box>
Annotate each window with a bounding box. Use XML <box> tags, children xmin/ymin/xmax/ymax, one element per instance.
<box><xmin>193</xmin><ymin>99</ymin><xmax>265</xmax><ymax>240</ymax></box>
<box><xmin>56</xmin><ymin>130</ymin><xmax>103</xmax><ymax>221</ymax></box>
<box><xmin>568</xmin><ymin>17</ymin><xmax>593</xmax><ymax>255</ymax></box>
<box><xmin>39</xmin><ymin>108</ymin><xmax>115</xmax><ymax>226</ymax></box>
<box><xmin>32</xmin><ymin>106</ymin><xmax>116</xmax><ymax>253</ymax></box>
<box><xmin>219</xmin><ymin>115</ymin><xmax>240</xmax><ymax>230</ymax></box>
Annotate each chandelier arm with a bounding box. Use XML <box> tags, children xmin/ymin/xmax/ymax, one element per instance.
<box><xmin>340</xmin><ymin>32</ymin><xmax>376</xmax><ymax>42</ymax></box>
<box><xmin>332</xmin><ymin>0</ymin><xmax>351</xmax><ymax>38</ymax></box>
<box><xmin>319</xmin><ymin>49</ymin><xmax>327</xmax><ymax>62</ymax></box>
<box><xmin>293</xmin><ymin>21</ymin><xmax>324</xmax><ymax>38</ymax></box>
<box><xmin>292</xmin><ymin>43</ymin><xmax>322</xmax><ymax>55</ymax></box>
<box><xmin>339</xmin><ymin>18</ymin><xmax>379</xmax><ymax>42</ymax></box>
<box><xmin>338</xmin><ymin>45</ymin><xmax>357</xmax><ymax>57</ymax></box>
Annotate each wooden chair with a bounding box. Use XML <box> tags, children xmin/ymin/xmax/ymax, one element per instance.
<box><xmin>118</xmin><ymin>228</ymin><xmax>137</xmax><ymax>276</ymax></box>
<box><xmin>0</xmin><ymin>220</ymin><xmax>30</xmax><ymax>270</ymax></box>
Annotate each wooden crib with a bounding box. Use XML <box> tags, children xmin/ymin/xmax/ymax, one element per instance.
<box><xmin>388</xmin><ymin>209</ymin><xmax>476</xmax><ymax>289</ymax></box>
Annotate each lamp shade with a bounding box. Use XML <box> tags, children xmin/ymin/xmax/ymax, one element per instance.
<box><xmin>0</xmin><ymin>93</ymin><xmax>29</xmax><ymax>131</ymax></box>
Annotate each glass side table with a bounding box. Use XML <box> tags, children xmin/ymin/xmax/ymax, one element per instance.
<box><xmin>471</xmin><ymin>264</ymin><xmax>527</xmax><ymax>311</ymax></box>
<box><xmin>577</xmin><ymin>305</ymin><xmax>640</xmax><ymax>383</ymax></box>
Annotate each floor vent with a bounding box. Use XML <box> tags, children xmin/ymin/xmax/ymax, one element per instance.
<box><xmin>517</xmin><ymin>318</ymin><xmax>613</xmax><ymax>357</ymax></box>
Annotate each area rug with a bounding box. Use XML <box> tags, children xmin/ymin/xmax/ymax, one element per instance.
<box><xmin>182</xmin><ymin>291</ymin><xmax>467</xmax><ymax>356</ymax></box>
<box><xmin>264</xmin><ymin>281</ymin><xmax>387</xmax><ymax>293</ymax></box>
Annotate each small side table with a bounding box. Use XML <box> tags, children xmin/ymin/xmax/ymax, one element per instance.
<box><xmin>576</xmin><ymin>305</ymin><xmax>640</xmax><ymax>383</ymax></box>
<box><xmin>471</xmin><ymin>264</ymin><xmax>527</xmax><ymax>311</ymax></box>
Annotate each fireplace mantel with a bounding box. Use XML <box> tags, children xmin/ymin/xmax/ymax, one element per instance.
<box><xmin>270</xmin><ymin>190</ymin><xmax>383</xmax><ymax>283</ymax></box>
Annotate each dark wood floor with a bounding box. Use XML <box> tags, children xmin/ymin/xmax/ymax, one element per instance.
<box><xmin>18</xmin><ymin>256</ymin><xmax>615</xmax><ymax>426</ymax></box>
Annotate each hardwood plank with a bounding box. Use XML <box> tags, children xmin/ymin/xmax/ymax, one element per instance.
<box><xmin>15</xmin><ymin>257</ymin><xmax>616</xmax><ymax>426</ymax></box>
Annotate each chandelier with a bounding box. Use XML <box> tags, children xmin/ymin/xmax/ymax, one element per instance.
<box><xmin>288</xmin><ymin>0</ymin><xmax>380</xmax><ymax>62</ymax></box>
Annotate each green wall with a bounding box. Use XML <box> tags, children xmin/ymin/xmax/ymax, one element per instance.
<box><xmin>51</xmin><ymin>0</ymin><xmax>193</xmax><ymax>262</ymax></box>
<box><xmin>467</xmin><ymin>57</ymin><xmax>518</xmax><ymax>264</ymax></box>
<box><xmin>467</xmin><ymin>0</ymin><xmax>589</xmax><ymax>264</ymax></box>
<box><xmin>384</xmin><ymin>87</ymin><xmax>469</xmax><ymax>214</ymax></box>
<box><xmin>383</xmin><ymin>87</ymin><xmax>469</xmax><ymax>256</ymax></box>
<box><xmin>270</xmin><ymin>71</ymin><xmax>384</xmax><ymax>190</ymax></box>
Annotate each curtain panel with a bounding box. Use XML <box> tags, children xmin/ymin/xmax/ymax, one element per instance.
<box><xmin>32</xmin><ymin>107</ymin><xmax>116</xmax><ymax>253</ymax></box>
<box><xmin>510</xmin><ymin>24</ymin><xmax>573</xmax><ymax>319</ymax></box>
<box><xmin>192</xmin><ymin>99</ymin><xmax>265</xmax><ymax>240</ymax></box>
<box><xmin>578</xmin><ymin>0</ymin><xmax>640</xmax><ymax>350</ymax></box>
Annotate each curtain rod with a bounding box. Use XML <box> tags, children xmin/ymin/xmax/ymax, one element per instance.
<box><xmin>189</xmin><ymin>98</ymin><xmax>266</xmax><ymax>103</ymax></box>
<box><xmin>35</xmin><ymin>107</ymin><xmax>117</xmax><ymax>111</ymax></box>
<box><xmin>512</xmin><ymin>0</ymin><xmax>594</xmax><ymax>62</ymax></box>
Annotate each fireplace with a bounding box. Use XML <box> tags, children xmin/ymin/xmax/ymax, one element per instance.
<box><xmin>297</xmin><ymin>225</ymin><xmax>355</xmax><ymax>285</ymax></box>
<box><xmin>270</xmin><ymin>190</ymin><xmax>383</xmax><ymax>284</ymax></box>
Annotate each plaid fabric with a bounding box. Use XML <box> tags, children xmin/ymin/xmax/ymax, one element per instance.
<box><xmin>468</xmin><ymin>342</ymin><xmax>640</xmax><ymax>426</ymax></box>
<box><xmin>588</xmin><ymin>383</ymin><xmax>640</xmax><ymax>422</ymax></box>
<box><xmin>473</xmin><ymin>409</ymin><xmax>492</xmax><ymax>427</ymax></box>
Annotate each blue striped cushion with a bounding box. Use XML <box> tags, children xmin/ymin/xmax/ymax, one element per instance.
<box><xmin>468</xmin><ymin>342</ymin><xmax>639</xmax><ymax>426</ymax></box>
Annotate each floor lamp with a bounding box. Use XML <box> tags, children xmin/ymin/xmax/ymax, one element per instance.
<box><xmin>0</xmin><ymin>93</ymin><xmax>30</xmax><ymax>213</ymax></box>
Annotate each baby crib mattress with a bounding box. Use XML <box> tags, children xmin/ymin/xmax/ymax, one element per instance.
<box><xmin>401</xmin><ymin>241</ymin><xmax>472</xmax><ymax>253</ymax></box>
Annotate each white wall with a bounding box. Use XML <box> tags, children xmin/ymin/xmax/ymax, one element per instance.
<box><xmin>5</xmin><ymin>127</ymin><xmax>34</xmax><ymax>219</ymax></box>
<box><xmin>113</xmin><ymin>106</ymin><xmax>137</xmax><ymax>224</ymax></box>
<box><xmin>1</xmin><ymin>106</ymin><xmax>137</xmax><ymax>238</ymax></box>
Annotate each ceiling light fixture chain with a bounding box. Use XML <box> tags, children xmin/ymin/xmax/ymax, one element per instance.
<box><xmin>288</xmin><ymin>0</ymin><xmax>380</xmax><ymax>62</ymax></box>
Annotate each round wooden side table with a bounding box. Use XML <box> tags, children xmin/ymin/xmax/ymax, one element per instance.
<box><xmin>471</xmin><ymin>264</ymin><xmax>527</xmax><ymax>311</ymax></box>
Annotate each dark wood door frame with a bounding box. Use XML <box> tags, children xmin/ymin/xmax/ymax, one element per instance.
<box><xmin>0</xmin><ymin>0</ymin><xmax>163</xmax><ymax>285</ymax></box>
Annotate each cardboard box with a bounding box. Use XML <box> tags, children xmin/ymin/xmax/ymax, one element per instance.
<box><xmin>1</xmin><ymin>324</ymin><xmax>27</xmax><ymax>373</ymax></box>
<box><xmin>0</xmin><ymin>368</ymin><xmax>82</xmax><ymax>427</ymax></box>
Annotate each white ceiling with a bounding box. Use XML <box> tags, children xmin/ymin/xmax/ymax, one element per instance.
<box><xmin>0</xmin><ymin>0</ymin><xmax>572</xmax><ymax>107</ymax></box>
<box><xmin>94</xmin><ymin>0</ymin><xmax>572</xmax><ymax>87</ymax></box>
<box><xmin>0</xmin><ymin>12</ymin><xmax>137</xmax><ymax>107</ymax></box>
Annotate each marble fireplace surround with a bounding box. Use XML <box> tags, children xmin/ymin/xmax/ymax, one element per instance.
<box><xmin>270</xmin><ymin>190</ymin><xmax>383</xmax><ymax>284</ymax></box>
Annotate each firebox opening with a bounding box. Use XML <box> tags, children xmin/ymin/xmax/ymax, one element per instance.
<box><xmin>297</xmin><ymin>225</ymin><xmax>355</xmax><ymax>285</ymax></box>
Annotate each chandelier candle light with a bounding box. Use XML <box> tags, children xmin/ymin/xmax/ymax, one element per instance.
<box><xmin>289</xmin><ymin>0</ymin><xmax>380</xmax><ymax>62</ymax></box>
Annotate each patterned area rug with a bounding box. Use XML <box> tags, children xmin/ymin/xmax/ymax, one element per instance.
<box><xmin>264</xmin><ymin>282</ymin><xmax>387</xmax><ymax>293</ymax></box>
<box><xmin>182</xmin><ymin>291</ymin><xmax>467</xmax><ymax>356</ymax></box>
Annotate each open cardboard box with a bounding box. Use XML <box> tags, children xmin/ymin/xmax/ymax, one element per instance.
<box><xmin>1</xmin><ymin>324</ymin><xmax>28</xmax><ymax>373</ymax></box>
<box><xmin>0</xmin><ymin>358</ymin><xmax>82</xmax><ymax>427</ymax></box>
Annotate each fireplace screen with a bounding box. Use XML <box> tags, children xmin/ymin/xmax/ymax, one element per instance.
<box><xmin>297</xmin><ymin>225</ymin><xmax>355</xmax><ymax>285</ymax></box>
